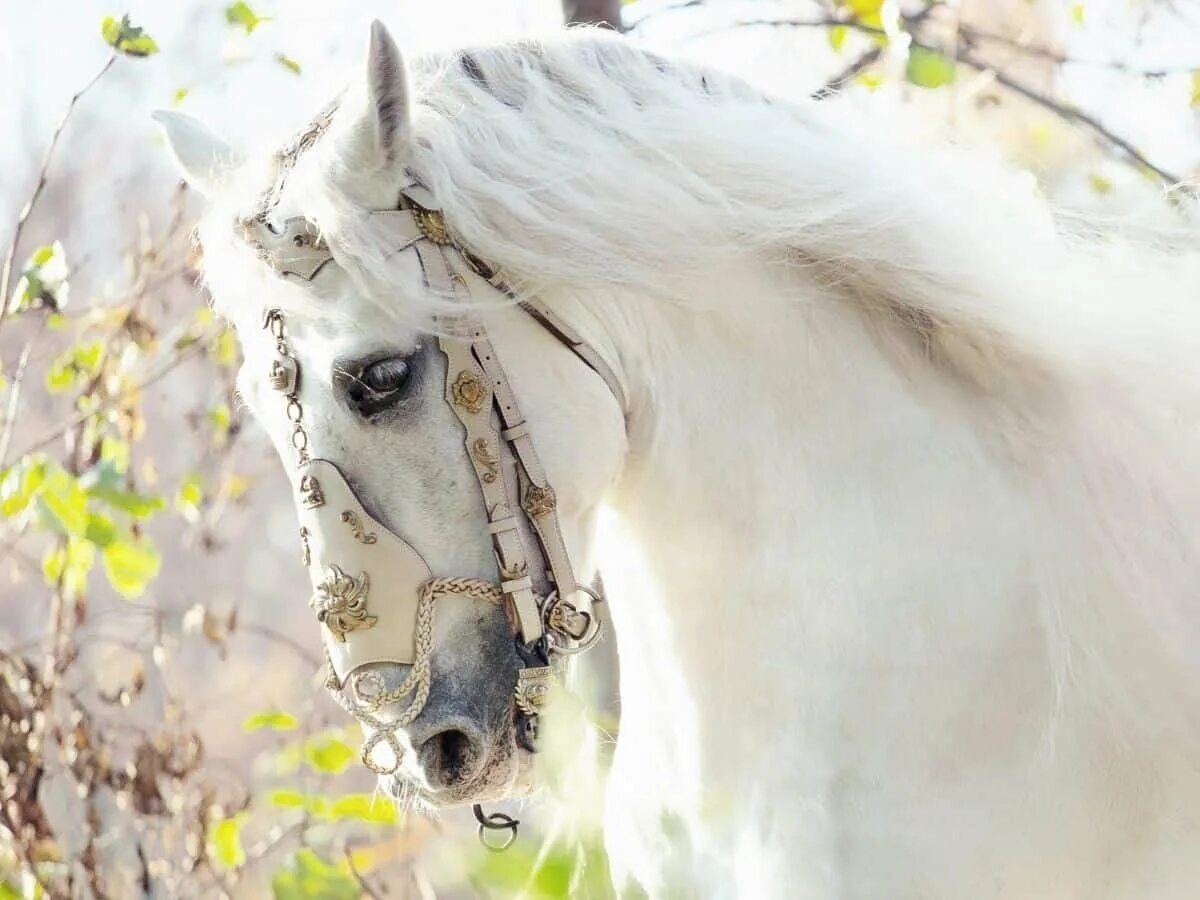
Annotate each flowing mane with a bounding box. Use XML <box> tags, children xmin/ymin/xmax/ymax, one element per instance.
<box><xmin>214</xmin><ymin>19</ymin><xmax>1200</xmax><ymax>751</ymax></box>
<box><xmin>188</xmin><ymin>28</ymin><xmax>1200</xmax><ymax>892</ymax></box>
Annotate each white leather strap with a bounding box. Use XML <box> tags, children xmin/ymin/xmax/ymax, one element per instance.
<box><xmin>439</xmin><ymin>329</ymin><xmax>544</xmax><ymax>644</ymax></box>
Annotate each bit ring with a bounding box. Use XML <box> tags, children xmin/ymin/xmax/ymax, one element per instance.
<box><xmin>542</xmin><ymin>584</ymin><xmax>603</xmax><ymax>655</ymax></box>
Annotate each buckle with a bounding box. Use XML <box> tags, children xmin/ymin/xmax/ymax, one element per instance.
<box><xmin>542</xmin><ymin>585</ymin><xmax>603</xmax><ymax>655</ymax></box>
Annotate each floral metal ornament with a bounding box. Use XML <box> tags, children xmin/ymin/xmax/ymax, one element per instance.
<box><xmin>340</xmin><ymin>510</ymin><xmax>378</xmax><ymax>545</ymax></box>
<box><xmin>452</xmin><ymin>370</ymin><xmax>488</xmax><ymax>414</ymax></box>
<box><xmin>521</xmin><ymin>484</ymin><xmax>556</xmax><ymax>518</ymax></box>
<box><xmin>472</xmin><ymin>437</ymin><xmax>499</xmax><ymax>483</ymax></box>
<box><xmin>411</xmin><ymin>204</ymin><xmax>452</xmax><ymax>245</ymax></box>
<box><xmin>514</xmin><ymin>666</ymin><xmax>555</xmax><ymax>716</ymax></box>
<box><xmin>310</xmin><ymin>565</ymin><xmax>376</xmax><ymax>642</ymax></box>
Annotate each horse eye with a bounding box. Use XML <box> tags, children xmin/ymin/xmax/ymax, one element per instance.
<box><xmin>346</xmin><ymin>356</ymin><xmax>412</xmax><ymax>418</ymax></box>
<box><xmin>360</xmin><ymin>357</ymin><xmax>410</xmax><ymax>393</ymax></box>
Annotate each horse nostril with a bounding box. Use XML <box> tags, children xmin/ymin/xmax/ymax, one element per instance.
<box><xmin>418</xmin><ymin>727</ymin><xmax>482</xmax><ymax>788</ymax></box>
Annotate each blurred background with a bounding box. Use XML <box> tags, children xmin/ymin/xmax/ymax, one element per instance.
<box><xmin>2</xmin><ymin>1</ymin><xmax>1197</xmax><ymax>897</ymax></box>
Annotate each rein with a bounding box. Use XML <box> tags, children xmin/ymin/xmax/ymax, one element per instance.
<box><xmin>242</xmin><ymin>174</ymin><xmax>623</xmax><ymax>848</ymax></box>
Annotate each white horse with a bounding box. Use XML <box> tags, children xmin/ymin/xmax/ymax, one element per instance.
<box><xmin>157</xmin><ymin>22</ymin><xmax>1200</xmax><ymax>898</ymax></box>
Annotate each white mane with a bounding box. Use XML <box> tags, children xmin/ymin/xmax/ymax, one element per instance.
<box><xmin>195</xmin><ymin>29</ymin><xmax>1200</xmax><ymax>893</ymax></box>
<box><xmin>285</xmin><ymin>28</ymin><xmax>1200</xmax><ymax>669</ymax></box>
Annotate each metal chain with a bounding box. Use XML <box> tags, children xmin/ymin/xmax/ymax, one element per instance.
<box><xmin>326</xmin><ymin>577</ymin><xmax>513</xmax><ymax>775</ymax></box>
<box><xmin>263</xmin><ymin>308</ymin><xmax>309</xmax><ymax>467</ymax></box>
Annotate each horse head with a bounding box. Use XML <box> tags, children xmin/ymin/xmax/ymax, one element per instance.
<box><xmin>156</xmin><ymin>21</ymin><xmax>627</xmax><ymax>810</ymax></box>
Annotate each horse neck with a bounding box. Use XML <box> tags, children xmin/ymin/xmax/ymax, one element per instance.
<box><xmin>585</xmin><ymin>258</ymin><xmax>1074</xmax><ymax>795</ymax></box>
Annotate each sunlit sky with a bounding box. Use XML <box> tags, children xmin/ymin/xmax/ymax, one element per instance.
<box><xmin>2</xmin><ymin>0</ymin><xmax>1197</xmax><ymax>238</ymax></box>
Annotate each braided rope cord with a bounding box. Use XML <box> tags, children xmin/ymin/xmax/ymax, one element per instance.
<box><xmin>324</xmin><ymin>576</ymin><xmax>513</xmax><ymax>774</ymax></box>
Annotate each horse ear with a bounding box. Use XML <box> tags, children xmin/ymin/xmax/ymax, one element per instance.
<box><xmin>152</xmin><ymin>110</ymin><xmax>240</xmax><ymax>196</ymax></box>
<box><xmin>340</xmin><ymin>20</ymin><xmax>412</xmax><ymax>168</ymax></box>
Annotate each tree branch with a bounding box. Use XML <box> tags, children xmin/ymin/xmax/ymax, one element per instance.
<box><xmin>812</xmin><ymin>4</ymin><xmax>941</xmax><ymax>100</ymax></box>
<box><xmin>236</xmin><ymin>622</ymin><xmax>323</xmax><ymax>671</ymax></box>
<box><xmin>685</xmin><ymin>13</ymin><xmax>1187</xmax><ymax>187</ymax></box>
<box><xmin>562</xmin><ymin>0</ymin><xmax>624</xmax><ymax>30</ymax></box>
<box><xmin>959</xmin><ymin>25</ymin><xmax>1200</xmax><ymax>77</ymax></box>
<box><xmin>2</xmin><ymin>327</ymin><xmax>215</xmax><ymax>467</ymax></box>
<box><xmin>953</xmin><ymin>46</ymin><xmax>1184</xmax><ymax>186</ymax></box>
<box><xmin>0</xmin><ymin>311</ymin><xmax>50</xmax><ymax>463</ymax></box>
<box><xmin>812</xmin><ymin>46</ymin><xmax>882</xmax><ymax>100</ymax></box>
<box><xmin>0</xmin><ymin>55</ymin><xmax>115</xmax><ymax>339</ymax></box>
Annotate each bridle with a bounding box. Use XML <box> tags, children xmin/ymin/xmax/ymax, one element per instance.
<box><xmin>239</xmin><ymin>116</ymin><xmax>624</xmax><ymax>849</ymax></box>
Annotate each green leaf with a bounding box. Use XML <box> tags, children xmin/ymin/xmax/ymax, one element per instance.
<box><xmin>271</xmin><ymin>850</ymin><xmax>359</xmax><ymax>900</ymax></box>
<box><xmin>827</xmin><ymin>25</ymin><xmax>848</xmax><ymax>52</ymax></box>
<box><xmin>275</xmin><ymin>53</ymin><xmax>302</xmax><ymax>75</ymax></box>
<box><xmin>74</xmin><ymin>339</ymin><xmax>106</xmax><ymax>377</ymax></box>
<box><xmin>843</xmin><ymin>0</ymin><xmax>884</xmax><ymax>27</ymax></box>
<box><xmin>45</xmin><ymin>359</ymin><xmax>76</xmax><ymax>393</ymax></box>
<box><xmin>42</xmin><ymin>538</ymin><xmax>96</xmax><ymax>596</ymax></box>
<box><xmin>42</xmin><ymin>544</ymin><xmax>65</xmax><ymax>586</ymax></box>
<box><xmin>304</xmin><ymin>735</ymin><xmax>355</xmax><ymax>774</ymax></box>
<box><xmin>244</xmin><ymin>710</ymin><xmax>298</xmax><ymax>732</ymax></box>
<box><xmin>209</xmin><ymin>814</ymin><xmax>247</xmax><ymax>870</ymax></box>
<box><xmin>225</xmin><ymin>2</ymin><xmax>270</xmax><ymax>33</ymax></box>
<box><xmin>101</xmin><ymin>15</ymin><xmax>122</xmax><ymax>44</ymax></box>
<box><xmin>209</xmin><ymin>403</ymin><xmax>231</xmax><ymax>435</ymax></box>
<box><xmin>855</xmin><ymin>70</ymin><xmax>884</xmax><ymax>91</ymax></box>
<box><xmin>88</xmin><ymin>485</ymin><xmax>165</xmax><ymax>520</ymax></box>
<box><xmin>101</xmin><ymin>14</ymin><xmax>159</xmax><ymax>57</ymax></box>
<box><xmin>101</xmin><ymin>537</ymin><xmax>161</xmax><ymax>599</ymax></box>
<box><xmin>36</xmin><ymin>473</ymin><xmax>89</xmax><ymax>538</ymax></box>
<box><xmin>1</xmin><ymin>456</ymin><xmax>48</xmax><ymax>517</ymax></box>
<box><xmin>268</xmin><ymin>789</ymin><xmax>308</xmax><ymax>809</ymax></box>
<box><xmin>84</xmin><ymin>511</ymin><xmax>116</xmax><ymax>548</ymax></box>
<box><xmin>99</xmin><ymin>436</ymin><xmax>131</xmax><ymax>473</ymax></box>
<box><xmin>11</xmin><ymin>241</ymin><xmax>69</xmax><ymax>314</ymax></box>
<box><xmin>175</xmin><ymin>473</ymin><xmax>204</xmax><ymax>521</ymax></box>
<box><xmin>906</xmin><ymin>47</ymin><xmax>956</xmax><ymax>89</ymax></box>
<box><xmin>1088</xmin><ymin>172</ymin><xmax>1113</xmax><ymax>195</ymax></box>
<box><xmin>210</xmin><ymin>329</ymin><xmax>239</xmax><ymax>368</ymax></box>
<box><xmin>328</xmin><ymin>793</ymin><xmax>398</xmax><ymax>825</ymax></box>
<box><xmin>45</xmin><ymin>339</ymin><xmax>106</xmax><ymax>394</ymax></box>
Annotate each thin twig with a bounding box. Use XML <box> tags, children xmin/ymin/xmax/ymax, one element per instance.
<box><xmin>960</xmin><ymin>24</ymin><xmax>1200</xmax><ymax>77</ymax></box>
<box><xmin>0</xmin><ymin>55</ymin><xmax>115</xmax><ymax>338</ymax></box>
<box><xmin>687</xmin><ymin>15</ymin><xmax>1187</xmax><ymax>187</ymax></box>
<box><xmin>811</xmin><ymin>3</ymin><xmax>940</xmax><ymax>100</ymax></box>
<box><xmin>236</xmin><ymin>622</ymin><xmax>323</xmax><ymax>670</ymax></box>
<box><xmin>0</xmin><ymin>311</ymin><xmax>50</xmax><ymax>463</ymax></box>
<box><xmin>953</xmin><ymin>46</ymin><xmax>1185</xmax><ymax>186</ymax></box>
<box><xmin>345</xmin><ymin>846</ymin><xmax>386</xmax><ymax>900</ymax></box>
<box><xmin>812</xmin><ymin>46</ymin><xmax>882</xmax><ymax>100</ymax></box>
<box><xmin>3</xmin><ymin>330</ymin><xmax>215</xmax><ymax>467</ymax></box>
<box><xmin>623</xmin><ymin>0</ymin><xmax>707</xmax><ymax>33</ymax></box>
